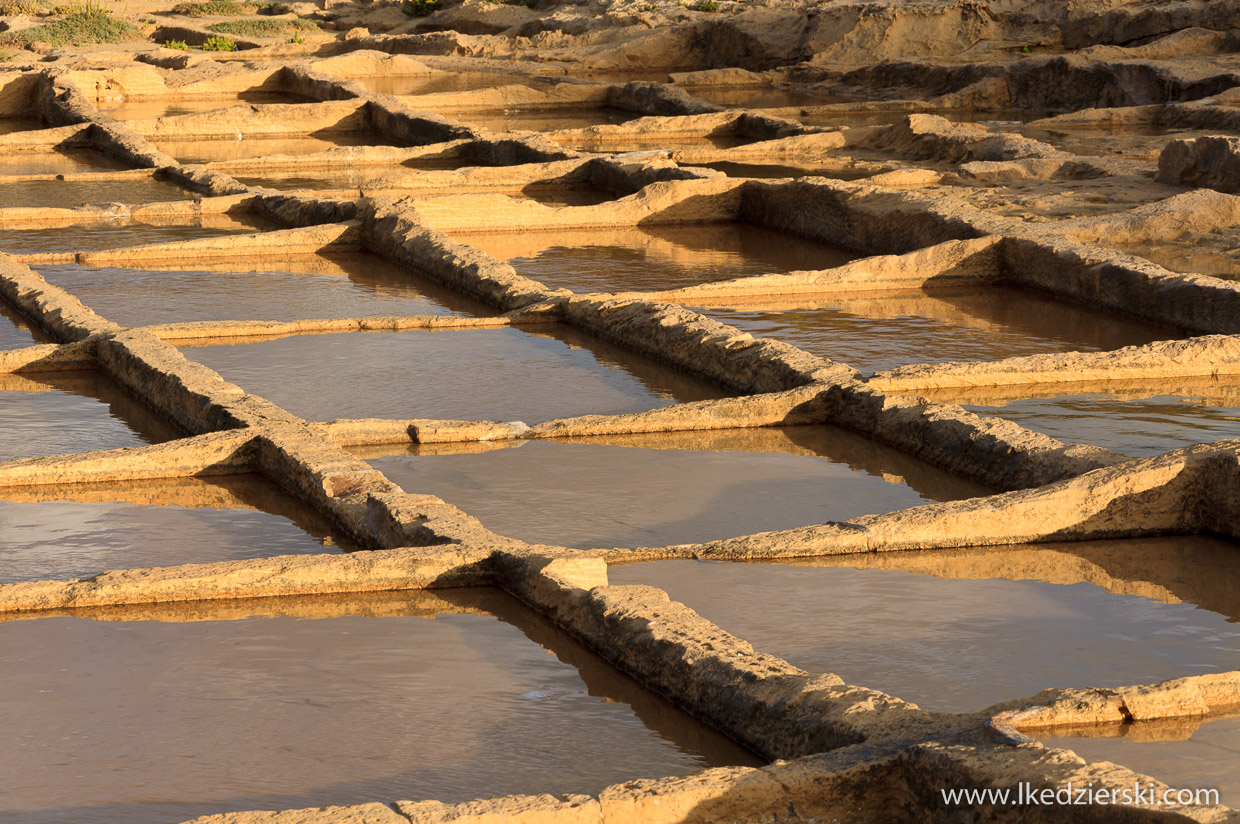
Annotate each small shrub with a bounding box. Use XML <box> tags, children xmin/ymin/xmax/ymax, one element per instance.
<box><xmin>690</xmin><ymin>1</ymin><xmax>717</xmax><ymax>9</ymax></box>
<box><xmin>0</xmin><ymin>0</ymin><xmax>140</xmax><ymax>46</ymax></box>
<box><xmin>0</xmin><ymin>1</ymin><xmax>41</xmax><ymax>16</ymax></box>
<box><xmin>1021</xmin><ymin>44</ymin><xmax>1033</xmax><ymax>53</ymax></box>
<box><xmin>401</xmin><ymin>0</ymin><xmax>438</xmax><ymax>15</ymax></box>
<box><xmin>163</xmin><ymin>37</ymin><xmax>188</xmax><ymax>48</ymax></box>
<box><xmin>171</xmin><ymin>0</ymin><xmax>270</xmax><ymax>14</ymax></box>
<box><xmin>286</xmin><ymin>31</ymin><xmax>302</xmax><ymax>43</ymax></box>
<box><xmin>206</xmin><ymin>15</ymin><xmax>315</xmax><ymax>35</ymax></box>
<box><xmin>200</xmin><ymin>33</ymin><xmax>235</xmax><ymax>49</ymax></box>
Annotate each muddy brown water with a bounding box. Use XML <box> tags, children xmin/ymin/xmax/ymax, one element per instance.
<box><xmin>451</xmin><ymin>223</ymin><xmax>856</xmax><ymax>293</ymax></box>
<box><xmin>96</xmin><ymin>93</ymin><xmax>301</xmax><ymax>121</ymax></box>
<box><xmin>1035</xmin><ymin>715</ymin><xmax>1240</xmax><ymax>807</ymax></box>
<box><xmin>1121</xmin><ymin>241</ymin><xmax>1240</xmax><ymax>280</ymax></box>
<box><xmin>156</xmin><ymin>133</ymin><xmax>399</xmax><ymax>164</ymax></box>
<box><xmin>354</xmin><ymin>427</ymin><xmax>990</xmax><ymax>549</ymax></box>
<box><xmin>0</xmin><ymin>177</ymin><xmax>193</xmax><ymax>210</ymax></box>
<box><xmin>687</xmin><ymin>86</ymin><xmax>852</xmax><ymax>110</ymax></box>
<box><xmin>956</xmin><ymin>383</ymin><xmax>1240</xmax><ymax>457</ymax></box>
<box><xmin>453</xmin><ymin>108</ymin><xmax>638</xmax><ymax>133</ymax></box>
<box><xmin>0</xmin><ymin>588</ymin><xmax>760</xmax><ymax>824</ymax></box>
<box><xmin>0</xmin><ymin>148</ymin><xmax>133</xmax><ymax>177</ymax></box>
<box><xmin>36</xmin><ymin>254</ymin><xmax>485</xmax><ymax>326</ymax></box>
<box><xmin>696</xmin><ymin>160</ymin><xmax>878</xmax><ymax>179</ymax></box>
<box><xmin>694</xmin><ymin>286</ymin><xmax>1175</xmax><ymax>376</ymax></box>
<box><xmin>0</xmin><ymin>301</ymin><xmax>49</xmax><ymax>350</ymax></box>
<box><xmin>0</xmin><ymin>371</ymin><xmax>181</xmax><ymax>463</ymax></box>
<box><xmin>361</xmin><ymin>73</ymin><xmax>552</xmax><ymax>96</ymax></box>
<box><xmin>609</xmin><ymin>537</ymin><xmax>1240</xmax><ymax>713</ymax></box>
<box><xmin>0</xmin><ymin>475</ymin><xmax>355</xmax><ymax>585</ymax></box>
<box><xmin>0</xmin><ymin>117</ymin><xmax>45</xmax><ymax>135</ymax></box>
<box><xmin>0</xmin><ymin>214</ymin><xmax>276</xmax><ymax>255</ymax></box>
<box><xmin>178</xmin><ymin>325</ymin><xmax>727</xmax><ymax>422</ymax></box>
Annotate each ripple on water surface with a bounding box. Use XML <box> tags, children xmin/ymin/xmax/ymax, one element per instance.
<box><xmin>354</xmin><ymin>426</ymin><xmax>990</xmax><ymax>548</ymax></box>
<box><xmin>0</xmin><ymin>588</ymin><xmax>761</xmax><ymax>824</ymax></box>
<box><xmin>0</xmin><ymin>213</ymin><xmax>275</xmax><ymax>255</ymax></box>
<box><xmin>179</xmin><ymin>325</ymin><xmax>727</xmax><ymax>423</ymax></box>
<box><xmin>452</xmin><ymin>223</ymin><xmax>856</xmax><ymax>293</ymax></box>
<box><xmin>0</xmin><ymin>475</ymin><xmax>354</xmax><ymax>584</ymax></box>
<box><xmin>37</xmin><ymin>254</ymin><xmax>483</xmax><ymax>326</ymax></box>
<box><xmin>0</xmin><ymin>371</ymin><xmax>181</xmax><ymax>463</ymax></box>
<box><xmin>694</xmin><ymin>286</ymin><xmax>1175</xmax><ymax>376</ymax></box>
<box><xmin>610</xmin><ymin>537</ymin><xmax>1240</xmax><ymax>712</ymax></box>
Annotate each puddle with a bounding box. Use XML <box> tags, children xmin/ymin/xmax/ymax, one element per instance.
<box><xmin>0</xmin><ymin>301</ymin><xmax>50</xmax><ymax>350</ymax></box>
<box><xmin>96</xmin><ymin>93</ymin><xmax>299</xmax><ymax>121</ymax></box>
<box><xmin>36</xmin><ymin>253</ymin><xmax>484</xmax><ymax>326</ymax></box>
<box><xmin>0</xmin><ymin>475</ymin><xmax>355</xmax><ymax>584</ymax></box>
<box><xmin>178</xmin><ymin>325</ymin><xmax>727</xmax><ymax>422</ymax></box>
<box><xmin>609</xmin><ymin>536</ymin><xmax>1240</xmax><ymax>712</ymax></box>
<box><xmin>515</xmin><ymin>187</ymin><xmax>616</xmax><ymax>207</ymax></box>
<box><xmin>0</xmin><ymin>117</ymin><xmax>45</xmax><ymax>135</ymax></box>
<box><xmin>451</xmin><ymin>223</ymin><xmax>856</xmax><ymax>293</ymax></box>
<box><xmin>360</xmin><ymin>73</ymin><xmax>550</xmax><ymax>96</ymax></box>
<box><xmin>686</xmin><ymin>87</ymin><xmax>850</xmax><ymax>110</ymax></box>
<box><xmin>1120</xmin><ymin>241</ymin><xmax>1240</xmax><ymax>281</ymax></box>
<box><xmin>0</xmin><ymin>213</ymin><xmax>275</xmax><ymax>254</ymax></box>
<box><xmin>953</xmin><ymin>379</ymin><xmax>1240</xmax><ymax>458</ymax></box>
<box><xmin>0</xmin><ymin>177</ymin><xmax>192</xmax><ymax>211</ymax></box>
<box><xmin>235</xmin><ymin>169</ymin><xmax>386</xmax><ymax>190</ymax></box>
<box><xmin>156</xmin><ymin>133</ymin><xmax>398</xmax><ymax>164</ymax></box>
<box><xmin>455</xmin><ymin>108</ymin><xmax>638</xmax><ymax>133</ymax></box>
<box><xmin>696</xmin><ymin>160</ymin><xmax>876</xmax><ymax>179</ymax></box>
<box><xmin>694</xmin><ymin>286</ymin><xmax>1174</xmax><ymax>376</ymax></box>
<box><xmin>0</xmin><ymin>370</ymin><xmax>182</xmax><ymax>462</ymax></box>
<box><xmin>354</xmin><ymin>427</ymin><xmax>989</xmax><ymax>549</ymax></box>
<box><xmin>1035</xmin><ymin>715</ymin><xmax>1240</xmax><ymax>807</ymax></box>
<box><xmin>1015</xmin><ymin>123</ymin><xmax>1188</xmax><ymax>160</ymax></box>
<box><xmin>0</xmin><ymin>588</ymin><xmax>760</xmax><ymax>823</ymax></box>
<box><xmin>0</xmin><ymin>148</ymin><xmax>133</xmax><ymax>178</ymax></box>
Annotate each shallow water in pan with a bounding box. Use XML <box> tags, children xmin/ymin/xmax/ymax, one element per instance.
<box><xmin>0</xmin><ymin>370</ymin><xmax>181</xmax><ymax>463</ymax></box>
<box><xmin>37</xmin><ymin>253</ymin><xmax>485</xmax><ymax>326</ymax></box>
<box><xmin>155</xmin><ymin>133</ymin><xmax>395</xmax><ymax>164</ymax></box>
<box><xmin>695</xmin><ymin>285</ymin><xmax>1175</xmax><ymax>376</ymax></box>
<box><xmin>354</xmin><ymin>426</ymin><xmax>990</xmax><ymax>549</ymax></box>
<box><xmin>0</xmin><ymin>475</ymin><xmax>355</xmax><ymax>584</ymax></box>
<box><xmin>0</xmin><ymin>214</ymin><xmax>275</xmax><ymax>255</ymax></box>
<box><xmin>955</xmin><ymin>380</ymin><xmax>1240</xmax><ymax>457</ymax></box>
<box><xmin>0</xmin><ymin>302</ymin><xmax>49</xmax><ymax>350</ymax></box>
<box><xmin>178</xmin><ymin>325</ymin><xmax>728</xmax><ymax>422</ymax></box>
<box><xmin>0</xmin><ymin>177</ymin><xmax>191</xmax><ymax>210</ymax></box>
<box><xmin>452</xmin><ymin>223</ymin><xmax>857</xmax><ymax>293</ymax></box>
<box><xmin>0</xmin><ymin>588</ymin><xmax>761</xmax><ymax>824</ymax></box>
<box><xmin>610</xmin><ymin>537</ymin><xmax>1240</xmax><ymax>713</ymax></box>
<box><xmin>1036</xmin><ymin>715</ymin><xmax>1240</xmax><ymax>808</ymax></box>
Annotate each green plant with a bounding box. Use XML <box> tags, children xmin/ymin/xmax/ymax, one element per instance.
<box><xmin>200</xmin><ymin>33</ymin><xmax>235</xmax><ymax>49</ymax></box>
<box><xmin>0</xmin><ymin>0</ymin><xmax>140</xmax><ymax>46</ymax></box>
<box><xmin>640</xmin><ymin>2</ymin><xmax>655</xmax><ymax>9</ymax></box>
<box><xmin>171</xmin><ymin>0</ymin><xmax>272</xmax><ymax>15</ymax></box>
<box><xmin>401</xmin><ymin>0</ymin><xmax>438</xmax><ymax>15</ymax></box>
<box><xmin>205</xmin><ymin>15</ymin><xmax>314</xmax><ymax>35</ymax></box>
<box><xmin>163</xmin><ymin>37</ymin><xmax>188</xmax><ymax>48</ymax></box>
<box><xmin>286</xmin><ymin>31</ymin><xmax>302</xmax><ymax>42</ymax></box>
<box><xmin>689</xmin><ymin>1</ymin><xmax>717</xmax><ymax>9</ymax></box>
<box><xmin>0</xmin><ymin>1</ymin><xmax>41</xmax><ymax>16</ymax></box>
<box><xmin>1021</xmin><ymin>44</ymin><xmax>1032</xmax><ymax>53</ymax></box>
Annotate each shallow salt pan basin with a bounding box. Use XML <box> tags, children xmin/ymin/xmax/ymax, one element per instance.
<box><xmin>0</xmin><ymin>148</ymin><xmax>132</xmax><ymax>178</ymax></box>
<box><xmin>97</xmin><ymin>94</ymin><xmax>300</xmax><ymax>121</ymax></box>
<box><xmin>695</xmin><ymin>286</ymin><xmax>1173</xmax><ymax>376</ymax></box>
<box><xmin>0</xmin><ymin>213</ymin><xmax>275</xmax><ymax>255</ymax></box>
<box><xmin>0</xmin><ymin>302</ymin><xmax>49</xmax><ymax>350</ymax></box>
<box><xmin>179</xmin><ymin>325</ymin><xmax>727</xmax><ymax>422</ymax></box>
<box><xmin>451</xmin><ymin>223</ymin><xmax>856</xmax><ymax>293</ymax></box>
<box><xmin>0</xmin><ymin>475</ymin><xmax>353</xmax><ymax>585</ymax></box>
<box><xmin>156</xmin><ymin>133</ymin><xmax>397</xmax><ymax>164</ymax></box>
<box><xmin>37</xmin><ymin>254</ymin><xmax>483</xmax><ymax>326</ymax></box>
<box><xmin>359</xmin><ymin>72</ymin><xmax>550</xmax><ymax>96</ymax></box>
<box><xmin>458</xmin><ymin>108</ymin><xmax>638</xmax><ymax>134</ymax></box>
<box><xmin>610</xmin><ymin>537</ymin><xmax>1240</xmax><ymax>713</ymax></box>
<box><xmin>354</xmin><ymin>427</ymin><xmax>989</xmax><ymax>549</ymax></box>
<box><xmin>950</xmin><ymin>379</ymin><xmax>1240</xmax><ymax>458</ymax></box>
<box><xmin>0</xmin><ymin>177</ymin><xmax>191</xmax><ymax>211</ymax></box>
<box><xmin>0</xmin><ymin>371</ymin><xmax>180</xmax><ymax>462</ymax></box>
<box><xmin>1036</xmin><ymin>715</ymin><xmax>1240</xmax><ymax>808</ymax></box>
<box><xmin>0</xmin><ymin>589</ymin><xmax>760</xmax><ymax>824</ymax></box>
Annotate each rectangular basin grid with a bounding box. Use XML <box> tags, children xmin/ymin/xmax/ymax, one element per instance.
<box><xmin>0</xmin><ymin>39</ymin><xmax>1238</xmax><ymax>824</ymax></box>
